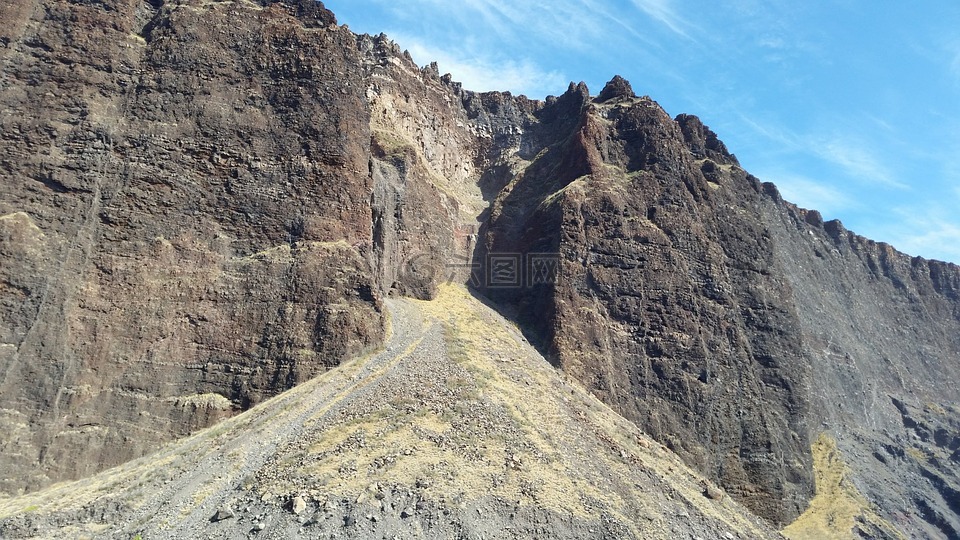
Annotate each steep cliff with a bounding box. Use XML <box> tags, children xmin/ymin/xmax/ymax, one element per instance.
<box><xmin>474</xmin><ymin>77</ymin><xmax>960</xmax><ymax>534</ymax></box>
<box><xmin>473</xmin><ymin>77</ymin><xmax>960</xmax><ymax>534</ymax></box>
<box><xmin>0</xmin><ymin>0</ymin><xmax>389</xmax><ymax>494</ymax></box>
<box><xmin>478</xmin><ymin>81</ymin><xmax>815</xmax><ymax>525</ymax></box>
<box><xmin>1</xmin><ymin>1</ymin><xmax>959</xmax><ymax>537</ymax></box>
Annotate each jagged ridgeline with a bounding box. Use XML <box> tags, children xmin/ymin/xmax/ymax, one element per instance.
<box><xmin>0</xmin><ymin>1</ymin><xmax>958</xmax><ymax>538</ymax></box>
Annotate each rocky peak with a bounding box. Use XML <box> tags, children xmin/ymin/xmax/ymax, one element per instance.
<box><xmin>262</xmin><ymin>0</ymin><xmax>337</xmax><ymax>27</ymax></box>
<box><xmin>595</xmin><ymin>74</ymin><xmax>636</xmax><ymax>103</ymax></box>
<box><xmin>675</xmin><ymin>113</ymin><xmax>739</xmax><ymax>165</ymax></box>
<box><xmin>564</xmin><ymin>80</ymin><xmax>591</xmax><ymax>100</ymax></box>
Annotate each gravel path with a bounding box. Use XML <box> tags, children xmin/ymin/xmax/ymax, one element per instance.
<box><xmin>0</xmin><ymin>298</ymin><xmax>431</xmax><ymax>539</ymax></box>
<box><xmin>134</xmin><ymin>298</ymin><xmax>434</xmax><ymax>539</ymax></box>
<box><xmin>0</xmin><ymin>290</ymin><xmax>782</xmax><ymax>540</ymax></box>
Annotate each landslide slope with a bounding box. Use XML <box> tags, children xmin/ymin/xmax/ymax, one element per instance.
<box><xmin>0</xmin><ymin>285</ymin><xmax>782</xmax><ymax>540</ymax></box>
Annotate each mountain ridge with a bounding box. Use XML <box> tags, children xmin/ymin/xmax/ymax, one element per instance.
<box><xmin>1</xmin><ymin>0</ymin><xmax>959</xmax><ymax>537</ymax></box>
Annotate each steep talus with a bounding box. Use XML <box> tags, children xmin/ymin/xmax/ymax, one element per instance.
<box><xmin>0</xmin><ymin>286</ymin><xmax>782</xmax><ymax>540</ymax></box>
<box><xmin>762</xmin><ymin>196</ymin><xmax>960</xmax><ymax>537</ymax></box>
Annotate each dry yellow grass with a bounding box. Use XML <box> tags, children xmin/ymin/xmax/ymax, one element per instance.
<box><xmin>0</xmin><ymin>284</ymin><xmax>782</xmax><ymax>539</ymax></box>
<box><xmin>782</xmin><ymin>433</ymin><xmax>903</xmax><ymax>540</ymax></box>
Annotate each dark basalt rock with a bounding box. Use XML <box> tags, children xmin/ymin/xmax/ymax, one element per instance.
<box><xmin>262</xmin><ymin>0</ymin><xmax>337</xmax><ymax>27</ymax></box>
<box><xmin>675</xmin><ymin>113</ymin><xmax>738</xmax><ymax>165</ymax></box>
<box><xmin>595</xmin><ymin>75</ymin><xmax>636</xmax><ymax>103</ymax></box>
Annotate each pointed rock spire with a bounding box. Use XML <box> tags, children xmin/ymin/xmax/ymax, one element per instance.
<box><xmin>596</xmin><ymin>75</ymin><xmax>635</xmax><ymax>103</ymax></box>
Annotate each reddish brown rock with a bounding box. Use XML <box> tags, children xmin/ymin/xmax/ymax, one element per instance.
<box><xmin>2</xmin><ymin>5</ymin><xmax>960</xmax><ymax>537</ymax></box>
<box><xmin>0</xmin><ymin>0</ymin><xmax>384</xmax><ymax>494</ymax></box>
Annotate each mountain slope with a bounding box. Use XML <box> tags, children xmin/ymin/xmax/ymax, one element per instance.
<box><xmin>1</xmin><ymin>0</ymin><xmax>959</xmax><ymax>536</ymax></box>
<box><xmin>0</xmin><ymin>285</ymin><xmax>782</xmax><ymax>539</ymax></box>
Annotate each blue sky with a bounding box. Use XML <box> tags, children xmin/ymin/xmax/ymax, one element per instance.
<box><xmin>324</xmin><ymin>0</ymin><xmax>960</xmax><ymax>263</ymax></box>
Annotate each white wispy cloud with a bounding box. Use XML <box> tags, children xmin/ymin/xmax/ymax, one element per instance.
<box><xmin>738</xmin><ymin>114</ymin><xmax>909</xmax><ymax>190</ymax></box>
<box><xmin>403</xmin><ymin>0</ymin><xmax>620</xmax><ymax>53</ymax></box>
<box><xmin>737</xmin><ymin>113</ymin><xmax>804</xmax><ymax>150</ymax></box>
<box><xmin>579</xmin><ymin>0</ymin><xmax>658</xmax><ymax>47</ymax></box>
<box><xmin>629</xmin><ymin>0</ymin><xmax>694</xmax><ymax>39</ymax></box>
<box><xmin>815</xmin><ymin>138</ymin><xmax>909</xmax><ymax>190</ymax></box>
<box><xmin>366</xmin><ymin>0</ymin><xmax>689</xmax><ymax>97</ymax></box>
<box><xmin>395</xmin><ymin>34</ymin><xmax>567</xmax><ymax>97</ymax></box>
<box><xmin>881</xmin><ymin>208</ymin><xmax>960</xmax><ymax>263</ymax></box>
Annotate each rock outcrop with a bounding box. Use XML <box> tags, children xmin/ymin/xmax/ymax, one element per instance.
<box><xmin>478</xmin><ymin>85</ymin><xmax>815</xmax><ymax>525</ymax></box>
<box><xmin>1</xmin><ymin>1</ymin><xmax>959</xmax><ymax>537</ymax></box>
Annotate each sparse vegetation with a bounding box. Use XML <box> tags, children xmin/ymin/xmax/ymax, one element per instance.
<box><xmin>0</xmin><ymin>284</ymin><xmax>785</xmax><ymax>538</ymax></box>
<box><xmin>782</xmin><ymin>433</ymin><xmax>904</xmax><ymax>540</ymax></box>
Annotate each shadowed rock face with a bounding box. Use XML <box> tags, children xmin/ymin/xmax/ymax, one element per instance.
<box><xmin>2</xmin><ymin>1</ymin><xmax>960</xmax><ymax>536</ymax></box>
<box><xmin>478</xmin><ymin>87</ymin><xmax>815</xmax><ymax>525</ymax></box>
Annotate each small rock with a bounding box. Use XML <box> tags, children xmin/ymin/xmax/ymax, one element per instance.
<box><xmin>400</xmin><ymin>507</ymin><xmax>414</xmax><ymax>518</ymax></box>
<box><xmin>211</xmin><ymin>506</ymin><xmax>235</xmax><ymax>522</ymax></box>
<box><xmin>254</xmin><ymin>521</ymin><xmax>266</xmax><ymax>531</ymax></box>
<box><xmin>704</xmin><ymin>483</ymin><xmax>725</xmax><ymax>501</ymax></box>
<box><xmin>291</xmin><ymin>495</ymin><xmax>307</xmax><ymax>515</ymax></box>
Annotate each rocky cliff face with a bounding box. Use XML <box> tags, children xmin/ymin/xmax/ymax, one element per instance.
<box><xmin>1</xmin><ymin>1</ymin><xmax>959</xmax><ymax>537</ymax></box>
<box><xmin>0</xmin><ymin>0</ymin><xmax>388</xmax><ymax>494</ymax></box>
<box><xmin>478</xmin><ymin>80</ymin><xmax>814</xmax><ymax>525</ymax></box>
<box><xmin>474</xmin><ymin>75</ymin><xmax>960</xmax><ymax>533</ymax></box>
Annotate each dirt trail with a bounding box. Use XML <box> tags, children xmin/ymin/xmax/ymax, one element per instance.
<box><xmin>0</xmin><ymin>287</ymin><xmax>782</xmax><ymax>539</ymax></box>
<box><xmin>113</xmin><ymin>299</ymin><xmax>437</xmax><ymax>538</ymax></box>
